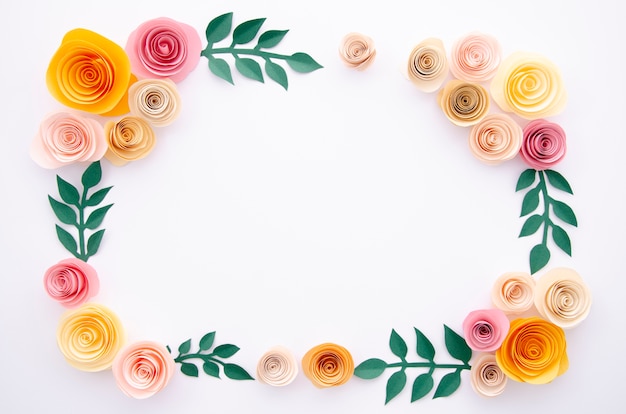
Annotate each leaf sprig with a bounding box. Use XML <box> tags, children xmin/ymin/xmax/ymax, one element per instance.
<box><xmin>48</xmin><ymin>161</ymin><xmax>113</xmax><ymax>262</ymax></box>
<box><xmin>201</xmin><ymin>12</ymin><xmax>323</xmax><ymax>89</ymax></box>
<box><xmin>354</xmin><ymin>326</ymin><xmax>472</xmax><ymax>404</ymax></box>
<box><xmin>516</xmin><ymin>169</ymin><xmax>577</xmax><ymax>274</ymax></box>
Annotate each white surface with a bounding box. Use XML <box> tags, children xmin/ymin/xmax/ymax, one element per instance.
<box><xmin>0</xmin><ymin>0</ymin><xmax>624</xmax><ymax>412</ymax></box>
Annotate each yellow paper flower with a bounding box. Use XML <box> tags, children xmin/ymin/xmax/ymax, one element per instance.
<box><xmin>57</xmin><ymin>303</ymin><xmax>125</xmax><ymax>372</ymax></box>
<box><xmin>302</xmin><ymin>343</ymin><xmax>353</xmax><ymax>388</ymax></box>
<box><xmin>46</xmin><ymin>29</ymin><xmax>133</xmax><ymax>116</ymax></box>
<box><xmin>407</xmin><ymin>38</ymin><xmax>449</xmax><ymax>93</ymax></box>
<box><xmin>496</xmin><ymin>317</ymin><xmax>568</xmax><ymax>384</ymax></box>
<box><xmin>438</xmin><ymin>80</ymin><xmax>490</xmax><ymax>127</ymax></box>
<box><xmin>104</xmin><ymin>116</ymin><xmax>156</xmax><ymax>166</ymax></box>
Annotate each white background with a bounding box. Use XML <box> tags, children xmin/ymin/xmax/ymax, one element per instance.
<box><xmin>1</xmin><ymin>0</ymin><xmax>624</xmax><ymax>413</ymax></box>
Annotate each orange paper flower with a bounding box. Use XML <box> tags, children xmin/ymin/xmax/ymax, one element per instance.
<box><xmin>302</xmin><ymin>343</ymin><xmax>353</xmax><ymax>388</ymax></box>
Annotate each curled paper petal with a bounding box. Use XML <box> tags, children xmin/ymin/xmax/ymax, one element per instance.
<box><xmin>468</xmin><ymin>114</ymin><xmax>522</xmax><ymax>165</ymax></box>
<box><xmin>438</xmin><ymin>80</ymin><xmax>490</xmax><ymax>126</ymax></box>
<box><xmin>46</xmin><ymin>29</ymin><xmax>132</xmax><ymax>115</ymax></box>
<box><xmin>112</xmin><ymin>341</ymin><xmax>176</xmax><ymax>399</ymax></box>
<box><xmin>128</xmin><ymin>79</ymin><xmax>181</xmax><ymax>127</ymax></box>
<box><xmin>256</xmin><ymin>346</ymin><xmax>298</xmax><ymax>387</ymax></box>
<box><xmin>495</xmin><ymin>317</ymin><xmax>568</xmax><ymax>384</ymax></box>
<box><xmin>338</xmin><ymin>33</ymin><xmax>376</xmax><ymax>70</ymax></box>
<box><xmin>31</xmin><ymin>112</ymin><xmax>107</xmax><ymax>169</ymax></box>
<box><xmin>43</xmin><ymin>258</ymin><xmax>100</xmax><ymax>308</ymax></box>
<box><xmin>126</xmin><ymin>17</ymin><xmax>202</xmax><ymax>83</ymax></box>
<box><xmin>407</xmin><ymin>38</ymin><xmax>449</xmax><ymax>93</ymax></box>
<box><xmin>57</xmin><ymin>303</ymin><xmax>125</xmax><ymax>372</ymax></box>
<box><xmin>534</xmin><ymin>268</ymin><xmax>592</xmax><ymax>329</ymax></box>
<box><xmin>492</xmin><ymin>272</ymin><xmax>536</xmax><ymax>314</ymax></box>
<box><xmin>490</xmin><ymin>52</ymin><xmax>567</xmax><ymax>119</ymax></box>
<box><xmin>470</xmin><ymin>353</ymin><xmax>507</xmax><ymax>397</ymax></box>
<box><xmin>462</xmin><ymin>309</ymin><xmax>510</xmax><ymax>352</ymax></box>
<box><xmin>104</xmin><ymin>116</ymin><xmax>156</xmax><ymax>166</ymax></box>
<box><xmin>520</xmin><ymin>119</ymin><xmax>567</xmax><ymax>170</ymax></box>
<box><xmin>450</xmin><ymin>33</ymin><xmax>501</xmax><ymax>82</ymax></box>
<box><xmin>302</xmin><ymin>343</ymin><xmax>353</xmax><ymax>388</ymax></box>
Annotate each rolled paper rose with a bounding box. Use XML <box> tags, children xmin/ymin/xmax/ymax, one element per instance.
<box><xmin>112</xmin><ymin>341</ymin><xmax>176</xmax><ymax>399</ymax></box>
<box><xmin>104</xmin><ymin>116</ymin><xmax>156</xmax><ymax>166</ymax></box>
<box><xmin>301</xmin><ymin>343</ymin><xmax>353</xmax><ymax>388</ymax></box>
<box><xmin>43</xmin><ymin>258</ymin><xmax>100</xmax><ymax>308</ymax></box>
<box><xmin>256</xmin><ymin>346</ymin><xmax>298</xmax><ymax>386</ymax></box>
<box><xmin>57</xmin><ymin>303</ymin><xmax>125</xmax><ymax>371</ymax></box>
<box><xmin>46</xmin><ymin>28</ymin><xmax>132</xmax><ymax>116</ymax></box>
<box><xmin>534</xmin><ymin>267</ymin><xmax>592</xmax><ymax>329</ymax></box>
<box><xmin>468</xmin><ymin>114</ymin><xmax>522</xmax><ymax>165</ymax></box>
<box><xmin>128</xmin><ymin>78</ymin><xmax>181</xmax><ymax>127</ymax></box>
<box><xmin>31</xmin><ymin>112</ymin><xmax>107</xmax><ymax>169</ymax></box>
<box><xmin>407</xmin><ymin>38</ymin><xmax>449</xmax><ymax>93</ymax></box>
<box><xmin>470</xmin><ymin>353</ymin><xmax>507</xmax><ymax>397</ymax></box>
<box><xmin>438</xmin><ymin>80</ymin><xmax>490</xmax><ymax>126</ymax></box>
<box><xmin>450</xmin><ymin>33</ymin><xmax>501</xmax><ymax>82</ymax></box>
<box><xmin>496</xmin><ymin>317</ymin><xmax>568</xmax><ymax>384</ymax></box>
<box><xmin>490</xmin><ymin>52</ymin><xmax>567</xmax><ymax>119</ymax></box>
<box><xmin>462</xmin><ymin>308</ymin><xmax>510</xmax><ymax>352</ymax></box>
<box><xmin>519</xmin><ymin>119</ymin><xmax>567</xmax><ymax>170</ymax></box>
<box><xmin>126</xmin><ymin>17</ymin><xmax>202</xmax><ymax>83</ymax></box>
<box><xmin>338</xmin><ymin>33</ymin><xmax>376</xmax><ymax>70</ymax></box>
<box><xmin>492</xmin><ymin>272</ymin><xmax>536</xmax><ymax>314</ymax></box>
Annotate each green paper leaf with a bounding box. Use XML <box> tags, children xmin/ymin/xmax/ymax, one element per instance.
<box><xmin>213</xmin><ymin>344</ymin><xmax>240</xmax><ymax>358</ymax></box>
<box><xmin>48</xmin><ymin>196</ymin><xmax>77</xmax><ymax>225</ymax></box>
<box><xmin>203</xmin><ymin>361</ymin><xmax>220</xmax><ymax>378</ymax></box>
<box><xmin>530</xmin><ymin>243</ymin><xmax>551</xmax><ymax>274</ymax></box>
<box><xmin>199</xmin><ymin>332</ymin><xmax>216</xmax><ymax>351</ymax></box>
<box><xmin>209</xmin><ymin>58</ymin><xmax>234</xmax><ymax>85</ymax></box>
<box><xmin>178</xmin><ymin>339</ymin><xmax>192</xmax><ymax>355</ymax></box>
<box><xmin>385</xmin><ymin>370</ymin><xmax>407</xmax><ymax>405</ymax></box>
<box><xmin>389</xmin><ymin>329</ymin><xmax>408</xmax><ymax>360</ymax></box>
<box><xmin>265</xmin><ymin>60</ymin><xmax>288</xmax><ymax>90</ymax></box>
<box><xmin>411</xmin><ymin>373</ymin><xmax>434</xmax><ymax>402</ymax></box>
<box><xmin>180</xmin><ymin>362</ymin><xmax>199</xmax><ymax>377</ymax></box>
<box><xmin>354</xmin><ymin>358</ymin><xmax>387</xmax><ymax>379</ymax></box>
<box><xmin>552</xmin><ymin>200</ymin><xmax>578</xmax><ymax>226</ymax></box>
<box><xmin>232</xmin><ymin>18</ymin><xmax>266</xmax><ymax>45</ymax></box>
<box><xmin>223</xmin><ymin>363</ymin><xmax>254</xmax><ymax>380</ymax></box>
<box><xmin>235</xmin><ymin>58</ymin><xmax>264</xmax><ymax>82</ymax></box>
<box><xmin>86</xmin><ymin>229</ymin><xmax>105</xmax><ymax>258</ymax></box>
<box><xmin>520</xmin><ymin>186</ymin><xmax>540</xmax><ymax>217</ymax></box>
<box><xmin>55</xmin><ymin>225</ymin><xmax>78</xmax><ymax>257</ymax></box>
<box><xmin>443</xmin><ymin>325</ymin><xmax>471</xmax><ymax>364</ymax></box>
<box><xmin>256</xmin><ymin>30</ymin><xmax>289</xmax><ymax>49</ymax></box>
<box><xmin>85</xmin><ymin>186</ymin><xmax>112</xmax><ymax>207</ymax></box>
<box><xmin>56</xmin><ymin>176</ymin><xmax>80</xmax><ymax>206</ymax></box>
<box><xmin>81</xmin><ymin>161</ymin><xmax>102</xmax><ymax>190</ymax></box>
<box><xmin>84</xmin><ymin>204</ymin><xmax>113</xmax><ymax>230</ymax></box>
<box><xmin>519</xmin><ymin>214</ymin><xmax>544</xmax><ymax>237</ymax></box>
<box><xmin>433</xmin><ymin>371</ymin><xmax>461</xmax><ymax>399</ymax></box>
<box><xmin>552</xmin><ymin>225</ymin><xmax>572</xmax><ymax>256</ymax></box>
<box><xmin>516</xmin><ymin>169</ymin><xmax>537</xmax><ymax>191</ymax></box>
<box><xmin>205</xmin><ymin>12</ymin><xmax>233</xmax><ymax>44</ymax></box>
<box><xmin>286</xmin><ymin>52</ymin><xmax>323</xmax><ymax>73</ymax></box>
<box><xmin>545</xmin><ymin>170</ymin><xmax>573</xmax><ymax>194</ymax></box>
<box><xmin>414</xmin><ymin>328</ymin><xmax>435</xmax><ymax>361</ymax></box>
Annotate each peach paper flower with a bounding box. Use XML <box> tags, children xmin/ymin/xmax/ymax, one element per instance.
<box><xmin>338</xmin><ymin>33</ymin><xmax>376</xmax><ymax>70</ymax></box>
<box><xmin>450</xmin><ymin>32</ymin><xmax>501</xmax><ymax>82</ymax></box>
<box><xmin>112</xmin><ymin>341</ymin><xmax>176</xmax><ymax>399</ymax></box>
<box><xmin>43</xmin><ymin>258</ymin><xmax>99</xmax><ymax>308</ymax></box>
<box><xmin>256</xmin><ymin>346</ymin><xmax>298</xmax><ymax>386</ymax></box>
<box><xmin>126</xmin><ymin>17</ymin><xmax>202</xmax><ymax>83</ymax></box>
<box><xmin>520</xmin><ymin>119</ymin><xmax>567</xmax><ymax>170</ymax></box>
<box><xmin>462</xmin><ymin>308</ymin><xmax>510</xmax><ymax>352</ymax></box>
<box><xmin>31</xmin><ymin>112</ymin><xmax>107</xmax><ymax>169</ymax></box>
<box><xmin>128</xmin><ymin>78</ymin><xmax>181</xmax><ymax>127</ymax></box>
<box><xmin>470</xmin><ymin>353</ymin><xmax>507</xmax><ymax>397</ymax></box>
<box><xmin>104</xmin><ymin>116</ymin><xmax>156</xmax><ymax>166</ymax></box>
<box><xmin>534</xmin><ymin>267</ymin><xmax>592</xmax><ymax>329</ymax></box>
<box><xmin>407</xmin><ymin>38</ymin><xmax>449</xmax><ymax>92</ymax></box>
<box><xmin>57</xmin><ymin>303</ymin><xmax>125</xmax><ymax>371</ymax></box>
<box><xmin>438</xmin><ymin>80</ymin><xmax>490</xmax><ymax>126</ymax></box>
<box><xmin>468</xmin><ymin>114</ymin><xmax>522</xmax><ymax>165</ymax></box>
<box><xmin>302</xmin><ymin>343</ymin><xmax>353</xmax><ymax>388</ymax></box>
<box><xmin>491</xmin><ymin>272</ymin><xmax>536</xmax><ymax>314</ymax></box>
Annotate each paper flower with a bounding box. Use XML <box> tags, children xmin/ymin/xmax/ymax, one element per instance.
<box><xmin>496</xmin><ymin>317</ymin><xmax>568</xmax><ymax>384</ymax></box>
<box><xmin>57</xmin><ymin>303</ymin><xmax>125</xmax><ymax>371</ymax></box>
<box><xmin>462</xmin><ymin>308</ymin><xmax>510</xmax><ymax>352</ymax></box>
<box><xmin>338</xmin><ymin>33</ymin><xmax>376</xmax><ymax>70</ymax></box>
<box><xmin>302</xmin><ymin>343</ymin><xmax>353</xmax><ymax>388</ymax></box>
<box><xmin>112</xmin><ymin>341</ymin><xmax>176</xmax><ymax>399</ymax></box>
<box><xmin>450</xmin><ymin>33</ymin><xmax>501</xmax><ymax>82</ymax></box>
<box><xmin>490</xmin><ymin>52</ymin><xmax>567</xmax><ymax>119</ymax></box>
<box><xmin>31</xmin><ymin>112</ymin><xmax>107</xmax><ymax>169</ymax></box>
<box><xmin>46</xmin><ymin>29</ymin><xmax>132</xmax><ymax>116</ymax></box>
<box><xmin>470</xmin><ymin>353</ymin><xmax>507</xmax><ymax>397</ymax></box>
<box><xmin>407</xmin><ymin>38</ymin><xmax>449</xmax><ymax>92</ymax></box>
<box><xmin>104</xmin><ymin>116</ymin><xmax>156</xmax><ymax>166</ymax></box>
<box><xmin>256</xmin><ymin>346</ymin><xmax>298</xmax><ymax>386</ymax></box>
<box><xmin>491</xmin><ymin>272</ymin><xmax>536</xmax><ymax>314</ymax></box>
<box><xmin>128</xmin><ymin>79</ymin><xmax>181</xmax><ymax>127</ymax></box>
<box><xmin>43</xmin><ymin>258</ymin><xmax>100</xmax><ymax>308</ymax></box>
<box><xmin>126</xmin><ymin>17</ymin><xmax>202</xmax><ymax>83</ymax></box>
<box><xmin>438</xmin><ymin>80</ymin><xmax>490</xmax><ymax>126</ymax></box>
<box><xmin>468</xmin><ymin>113</ymin><xmax>522</xmax><ymax>165</ymax></box>
<box><xmin>519</xmin><ymin>119</ymin><xmax>567</xmax><ymax>170</ymax></box>
<box><xmin>534</xmin><ymin>268</ymin><xmax>592</xmax><ymax>329</ymax></box>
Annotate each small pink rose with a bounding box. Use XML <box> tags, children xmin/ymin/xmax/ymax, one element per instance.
<box><xmin>43</xmin><ymin>258</ymin><xmax>100</xmax><ymax>308</ymax></box>
<box><xmin>126</xmin><ymin>17</ymin><xmax>202</xmax><ymax>82</ymax></box>
<box><xmin>462</xmin><ymin>309</ymin><xmax>510</xmax><ymax>352</ymax></box>
<box><xmin>519</xmin><ymin>120</ymin><xmax>567</xmax><ymax>170</ymax></box>
<box><xmin>450</xmin><ymin>32</ymin><xmax>501</xmax><ymax>82</ymax></box>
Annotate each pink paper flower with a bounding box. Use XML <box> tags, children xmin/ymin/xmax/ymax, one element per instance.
<box><xmin>520</xmin><ymin>120</ymin><xmax>567</xmax><ymax>170</ymax></box>
<box><xmin>462</xmin><ymin>309</ymin><xmax>510</xmax><ymax>352</ymax></box>
<box><xmin>112</xmin><ymin>341</ymin><xmax>176</xmax><ymax>399</ymax></box>
<box><xmin>468</xmin><ymin>113</ymin><xmax>522</xmax><ymax>165</ymax></box>
<box><xmin>450</xmin><ymin>32</ymin><xmax>501</xmax><ymax>82</ymax></box>
<box><xmin>126</xmin><ymin>17</ymin><xmax>202</xmax><ymax>83</ymax></box>
<box><xmin>43</xmin><ymin>258</ymin><xmax>100</xmax><ymax>308</ymax></box>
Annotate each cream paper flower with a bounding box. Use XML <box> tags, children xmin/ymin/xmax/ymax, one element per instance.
<box><xmin>407</xmin><ymin>38</ymin><xmax>449</xmax><ymax>92</ymax></box>
<box><xmin>256</xmin><ymin>346</ymin><xmax>298</xmax><ymax>386</ymax></box>
<box><xmin>534</xmin><ymin>267</ymin><xmax>592</xmax><ymax>329</ymax></box>
<box><xmin>338</xmin><ymin>33</ymin><xmax>376</xmax><ymax>70</ymax></box>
